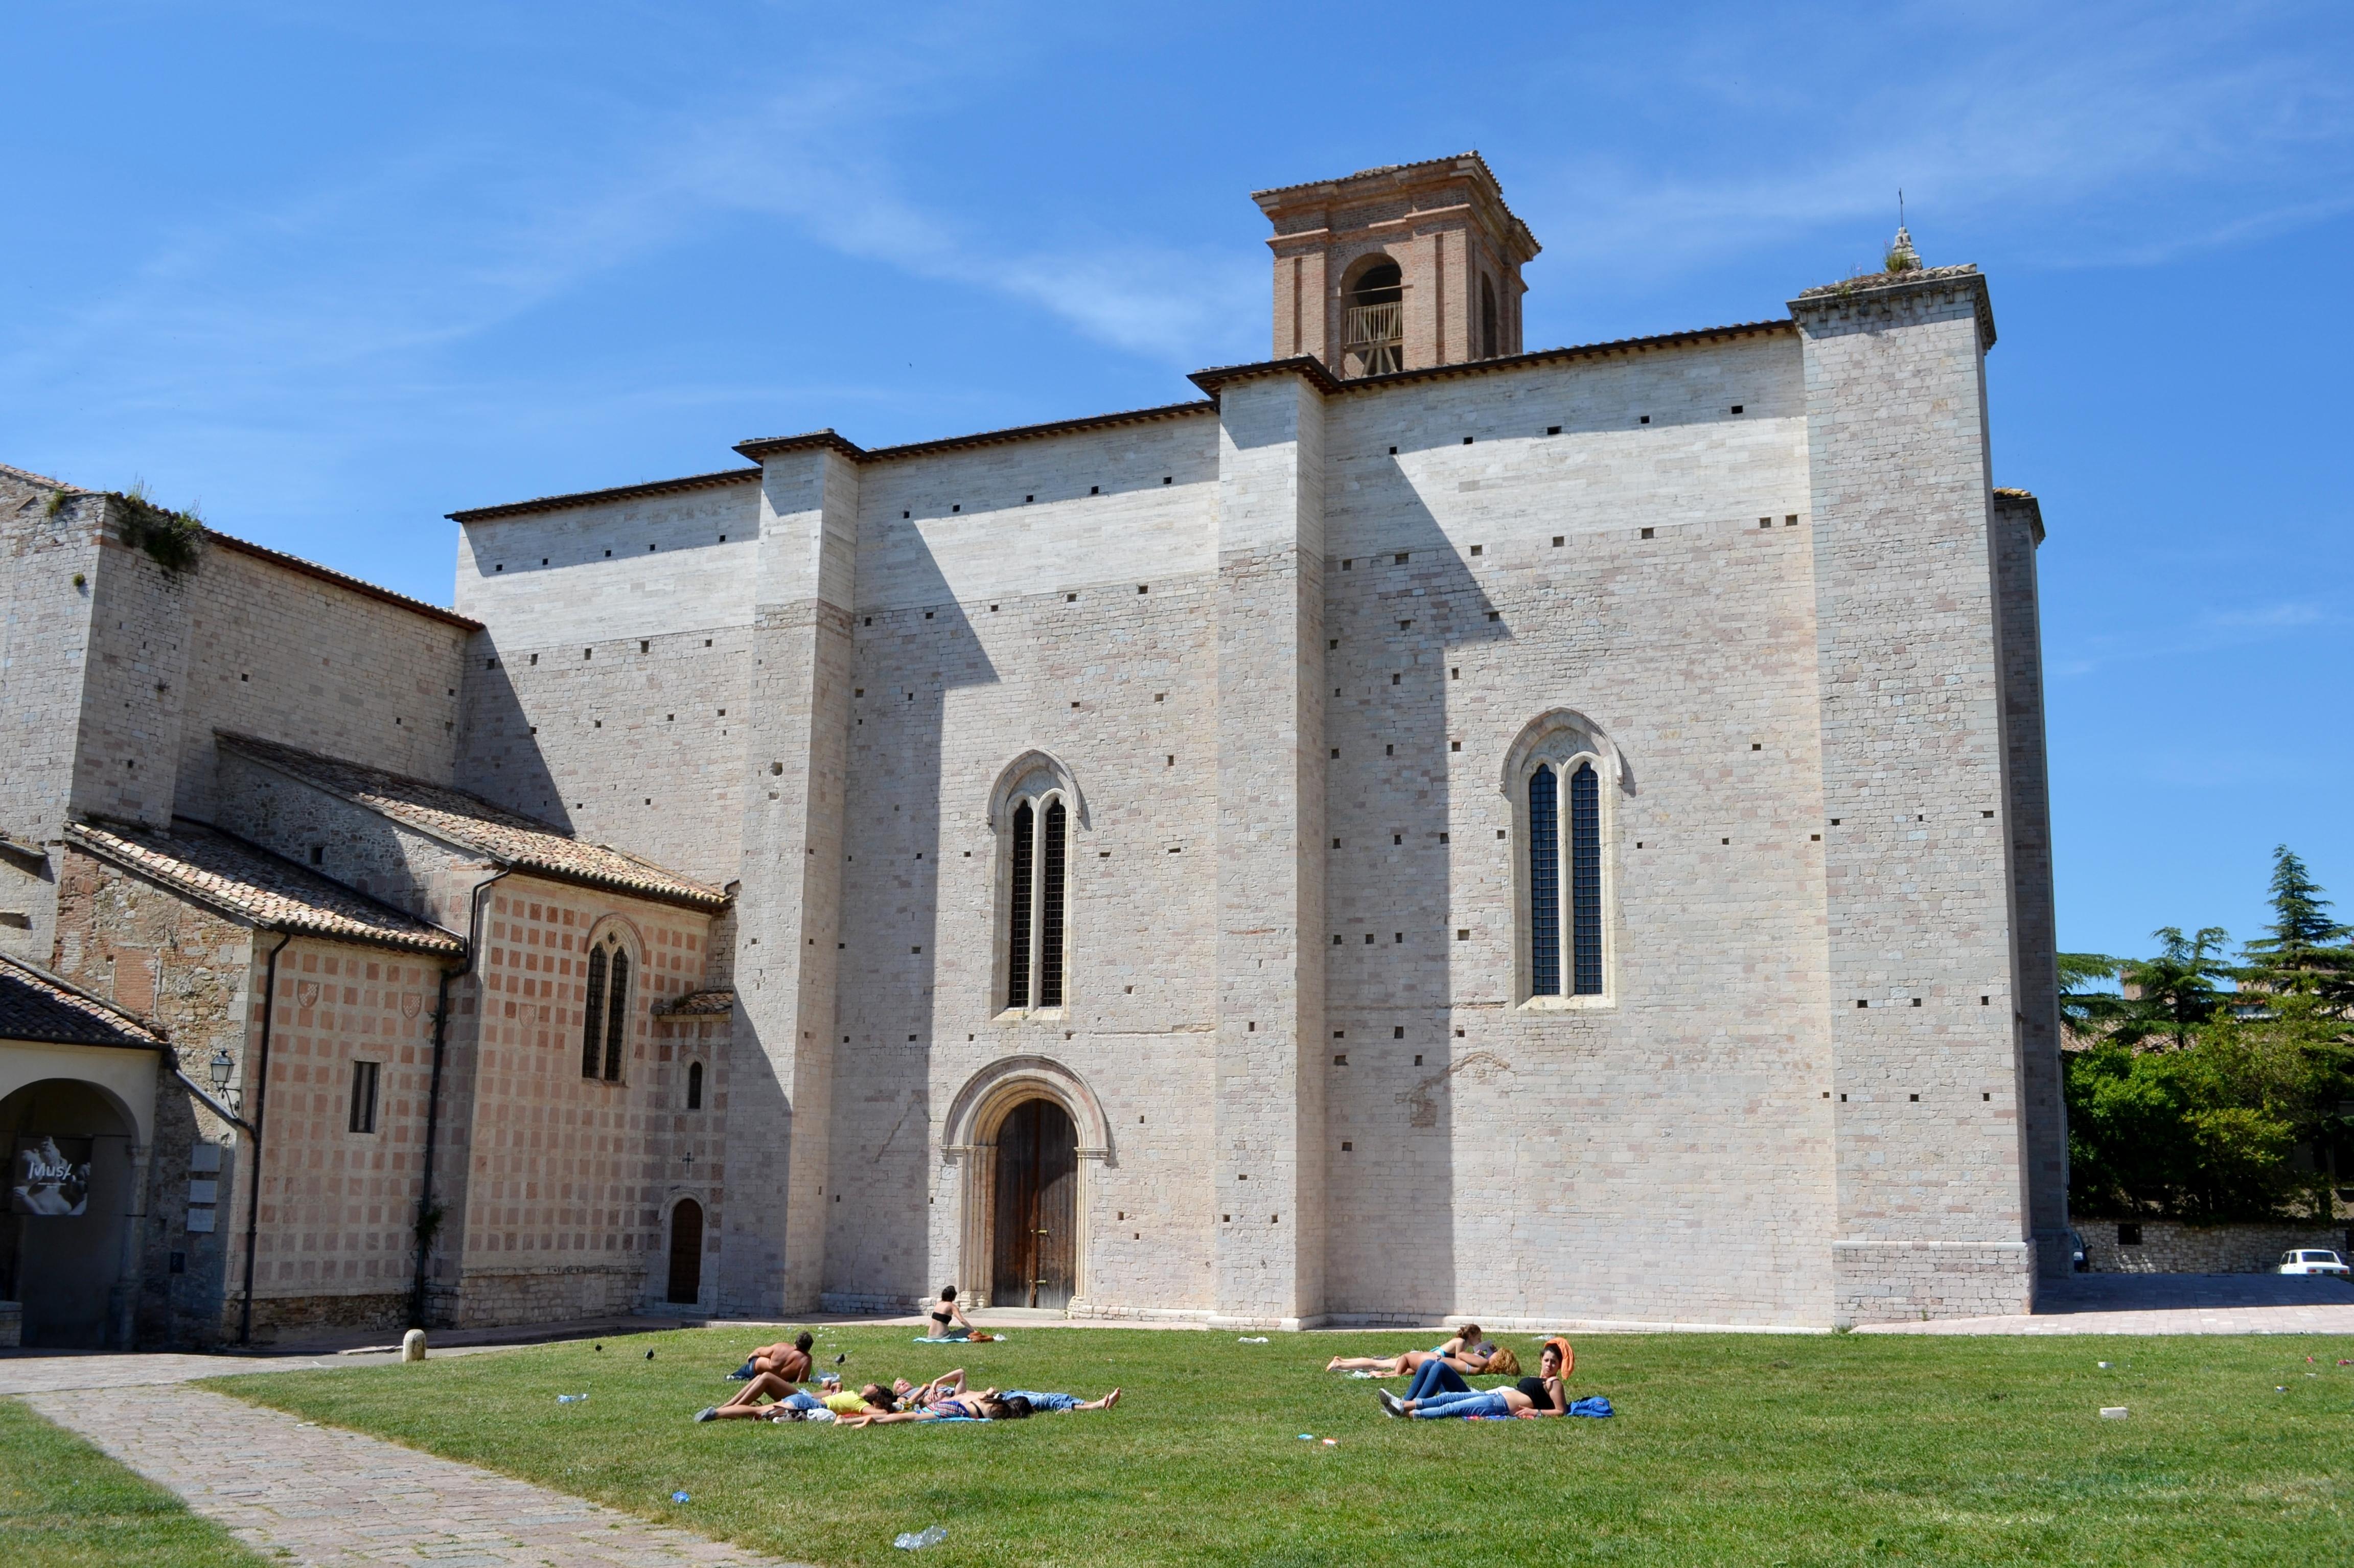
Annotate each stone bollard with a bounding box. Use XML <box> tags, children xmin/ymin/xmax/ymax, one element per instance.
<box><xmin>401</xmin><ymin>1328</ymin><xmax>427</xmax><ymax>1363</ymax></box>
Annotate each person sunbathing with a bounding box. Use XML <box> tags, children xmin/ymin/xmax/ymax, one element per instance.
<box><xmin>892</xmin><ymin>1368</ymin><xmax>968</xmax><ymax>1409</ymax></box>
<box><xmin>833</xmin><ymin>1389</ymin><xmax>1025</xmax><ymax>1427</ymax></box>
<box><xmin>1396</xmin><ymin>1345</ymin><xmax>1521</xmax><ymax>1402</ymax></box>
<box><xmin>1325</xmin><ymin>1325</ymin><xmax>1496</xmax><ymax>1377</ymax></box>
<box><xmin>729</xmin><ymin>1331</ymin><xmax>814</xmax><ymax>1382</ymax></box>
<box><xmin>1379</xmin><ymin>1338</ymin><xmax>1571</xmax><ymax>1420</ymax></box>
<box><xmin>926</xmin><ymin>1286</ymin><xmax>979</xmax><ymax>1340</ymax></box>
<box><xmin>1001</xmin><ymin>1387</ymin><xmax>1121</xmax><ymax>1413</ymax></box>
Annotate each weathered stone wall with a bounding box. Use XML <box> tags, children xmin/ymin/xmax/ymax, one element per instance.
<box><xmin>2082</xmin><ymin>1220</ymin><xmax>2353</xmax><ymax>1275</ymax></box>
<box><xmin>0</xmin><ymin>475</ymin><xmax>103</xmax><ymax>963</ymax></box>
<box><xmin>175</xmin><ymin>542</ymin><xmax>470</xmax><ymax>822</ymax></box>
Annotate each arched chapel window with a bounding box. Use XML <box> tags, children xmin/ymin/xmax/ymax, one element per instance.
<box><xmin>686</xmin><ymin>1060</ymin><xmax>704</xmax><ymax>1111</ymax></box>
<box><xmin>1524</xmin><ymin>755</ymin><xmax>1607</xmax><ymax>1001</ymax></box>
<box><xmin>581</xmin><ymin>930</ymin><xmax>630</xmax><ymax>1080</ymax></box>
<box><xmin>1004</xmin><ymin>791</ymin><xmax>1071</xmax><ymax>1012</ymax></box>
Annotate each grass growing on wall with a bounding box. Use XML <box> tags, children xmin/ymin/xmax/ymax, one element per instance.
<box><xmin>0</xmin><ymin>1398</ymin><xmax>269</xmax><ymax>1568</ymax></box>
<box><xmin>207</xmin><ymin>1323</ymin><xmax>2354</xmax><ymax>1567</ymax></box>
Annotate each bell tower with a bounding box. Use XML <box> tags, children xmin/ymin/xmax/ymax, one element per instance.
<box><xmin>1254</xmin><ymin>153</ymin><xmax>1540</xmax><ymax>378</ymax></box>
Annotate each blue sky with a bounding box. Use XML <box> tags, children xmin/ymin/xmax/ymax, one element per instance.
<box><xmin>6</xmin><ymin>2</ymin><xmax>2349</xmax><ymax>958</ymax></box>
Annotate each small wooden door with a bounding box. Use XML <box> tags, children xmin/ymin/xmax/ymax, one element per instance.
<box><xmin>990</xmin><ymin>1099</ymin><xmax>1076</xmax><ymax>1309</ymax></box>
<box><xmin>666</xmin><ymin>1198</ymin><xmax>703</xmax><ymax>1305</ymax></box>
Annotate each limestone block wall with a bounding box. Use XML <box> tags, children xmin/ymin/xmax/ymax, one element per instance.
<box><xmin>1797</xmin><ymin>272</ymin><xmax>2034</xmax><ymax>1324</ymax></box>
<box><xmin>175</xmin><ymin>543</ymin><xmax>470</xmax><ymax>823</ymax></box>
<box><xmin>1317</xmin><ymin>332</ymin><xmax>1837</xmax><ymax>1327</ymax></box>
<box><xmin>454</xmin><ymin>480</ymin><xmax>760</xmax><ymax>887</ymax></box>
<box><xmin>821</xmin><ymin>418</ymin><xmax>1226</xmax><ymax>1317</ymax></box>
<box><xmin>1992</xmin><ymin>492</ymin><xmax>2069</xmax><ymax>1273</ymax></box>
<box><xmin>74</xmin><ymin>524</ymin><xmax>194</xmax><ymax>832</ymax></box>
<box><xmin>0</xmin><ymin>477</ymin><xmax>101</xmax><ymax>962</ymax></box>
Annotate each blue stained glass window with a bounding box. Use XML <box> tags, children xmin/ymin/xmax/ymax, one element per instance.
<box><xmin>1529</xmin><ymin>765</ymin><xmax>1561</xmax><ymax>996</ymax></box>
<box><xmin>1570</xmin><ymin>762</ymin><xmax>1602</xmax><ymax>995</ymax></box>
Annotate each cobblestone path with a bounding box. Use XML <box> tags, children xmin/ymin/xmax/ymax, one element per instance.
<box><xmin>21</xmin><ymin>1384</ymin><xmax>805</xmax><ymax>1568</ymax></box>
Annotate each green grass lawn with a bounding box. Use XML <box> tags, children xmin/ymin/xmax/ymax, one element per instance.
<box><xmin>205</xmin><ymin>1325</ymin><xmax>2354</xmax><ymax>1567</ymax></box>
<box><xmin>0</xmin><ymin>1397</ymin><xmax>269</xmax><ymax>1568</ymax></box>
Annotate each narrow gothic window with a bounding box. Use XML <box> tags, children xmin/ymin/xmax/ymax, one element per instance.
<box><xmin>1007</xmin><ymin>802</ymin><xmax>1035</xmax><ymax>1009</ymax></box>
<box><xmin>1570</xmin><ymin>762</ymin><xmax>1602</xmax><ymax>994</ymax></box>
<box><xmin>1528</xmin><ymin>765</ymin><xmax>1561</xmax><ymax>996</ymax></box>
<box><xmin>686</xmin><ymin>1060</ymin><xmax>704</xmax><ymax>1111</ymax></box>
<box><xmin>603</xmin><ymin>949</ymin><xmax>630</xmax><ymax>1081</ymax></box>
<box><xmin>581</xmin><ymin>944</ymin><xmax>608</xmax><ymax>1078</ymax></box>
<box><xmin>1040</xmin><ymin>799</ymin><xmax>1068</xmax><ymax>1006</ymax></box>
<box><xmin>1481</xmin><ymin>274</ymin><xmax>1499</xmax><ymax>360</ymax></box>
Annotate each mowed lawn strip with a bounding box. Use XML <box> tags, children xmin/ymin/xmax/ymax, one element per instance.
<box><xmin>205</xmin><ymin>1327</ymin><xmax>2354</xmax><ymax>1567</ymax></box>
<box><xmin>0</xmin><ymin>1396</ymin><xmax>272</xmax><ymax>1568</ymax></box>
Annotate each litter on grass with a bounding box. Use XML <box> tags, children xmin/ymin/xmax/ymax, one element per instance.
<box><xmin>894</xmin><ymin>1526</ymin><xmax>948</xmax><ymax>1550</ymax></box>
<box><xmin>2097</xmin><ymin>1361</ymin><xmax>2111</xmax><ymax>1368</ymax></box>
<box><xmin>2100</xmin><ymin>1407</ymin><xmax>2129</xmax><ymax>1419</ymax></box>
<box><xmin>1237</xmin><ymin>1336</ymin><xmax>1270</xmax><ymax>1344</ymax></box>
<box><xmin>557</xmin><ymin>1394</ymin><xmax>588</xmax><ymax>1404</ymax></box>
<box><xmin>672</xmin><ymin>1491</ymin><xmax>691</xmax><ymax>1503</ymax></box>
<box><xmin>1348</xmin><ymin>1370</ymin><xmax>1379</xmax><ymax>1379</ymax></box>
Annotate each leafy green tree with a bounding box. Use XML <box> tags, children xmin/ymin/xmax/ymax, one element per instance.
<box><xmin>2058</xmin><ymin>951</ymin><xmax>2128</xmax><ymax>1037</ymax></box>
<box><xmin>2113</xmin><ymin>926</ymin><xmax>2233</xmax><ymax>1050</ymax></box>
<box><xmin>2239</xmin><ymin>845</ymin><xmax>2354</xmax><ymax>1007</ymax></box>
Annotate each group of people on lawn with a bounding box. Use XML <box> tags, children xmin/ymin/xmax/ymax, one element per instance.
<box><xmin>1328</xmin><ymin>1323</ymin><xmax>1577</xmax><ymax>1420</ymax></box>
<box><xmin>693</xmin><ymin>1291</ymin><xmax>1570</xmax><ymax>1428</ymax></box>
<box><xmin>696</xmin><ymin>1288</ymin><xmax>1119</xmax><ymax>1428</ymax></box>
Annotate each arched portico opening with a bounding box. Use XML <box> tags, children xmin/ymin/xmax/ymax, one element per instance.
<box><xmin>0</xmin><ymin>1077</ymin><xmax>141</xmax><ymax>1348</ymax></box>
<box><xmin>941</xmin><ymin>1056</ymin><xmax>1109</xmax><ymax>1313</ymax></box>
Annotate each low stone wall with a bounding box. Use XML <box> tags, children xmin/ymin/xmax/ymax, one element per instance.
<box><xmin>236</xmin><ymin>1292</ymin><xmax>412</xmax><ymax>1343</ymax></box>
<box><xmin>2081</xmin><ymin>1220</ymin><xmax>2351</xmax><ymax>1275</ymax></box>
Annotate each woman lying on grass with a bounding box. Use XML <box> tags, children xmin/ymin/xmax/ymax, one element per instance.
<box><xmin>697</xmin><ymin>1376</ymin><xmax>895</xmax><ymax>1422</ymax></box>
<box><xmin>1378</xmin><ymin>1338</ymin><xmax>1570</xmax><ymax>1420</ymax></box>
<box><xmin>892</xmin><ymin>1368</ymin><xmax>967</xmax><ymax>1409</ymax></box>
<box><xmin>1325</xmin><ymin>1325</ymin><xmax>1497</xmax><ymax>1378</ymax></box>
<box><xmin>834</xmin><ymin>1387</ymin><xmax>1122</xmax><ymax>1426</ymax></box>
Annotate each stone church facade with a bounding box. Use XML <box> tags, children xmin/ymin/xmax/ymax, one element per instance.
<box><xmin>0</xmin><ymin>154</ymin><xmax>2065</xmax><ymax>1344</ymax></box>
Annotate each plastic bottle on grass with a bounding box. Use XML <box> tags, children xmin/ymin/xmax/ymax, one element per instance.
<box><xmin>894</xmin><ymin>1526</ymin><xmax>948</xmax><ymax>1550</ymax></box>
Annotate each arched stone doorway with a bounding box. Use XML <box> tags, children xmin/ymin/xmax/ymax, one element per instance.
<box><xmin>0</xmin><ymin>1078</ymin><xmax>139</xmax><ymax>1348</ymax></box>
<box><xmin>666</xmin><ymin>1197</ymin><xmax>704</xmax><ymax>1306</ymax></box>
<box><xmin>941</xmin><ymin>1055</ymin><xmax>1110</xmax><ymax>1313</ymax></box>
<box><xmin>990</xmin><ymin>1099</ymin><xmax>1076</xmax><ymax>1309</ymax></box>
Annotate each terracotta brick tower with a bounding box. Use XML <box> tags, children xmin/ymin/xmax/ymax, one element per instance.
<box><xmin>1254</xmin><ymin>153</ymin><xmax>1539</xmax><ymax>378</ymax></box>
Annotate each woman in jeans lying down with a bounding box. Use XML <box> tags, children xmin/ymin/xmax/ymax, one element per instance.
<box><xmin>1379</xmin><ymin>1339</ymin><xmax>1570</xmax><ymax>1420</ymax></box>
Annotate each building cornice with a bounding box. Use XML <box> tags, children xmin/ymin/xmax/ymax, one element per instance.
<box><xmin>202</xmin><ymin>530</ymin><xmax>484</xmax><ymax>631</ymax></box>
<box><xmin>448</xmin><ymin>467</ymin><xmax>761</xmax><ymax>523</ymax></box>
<box><xmin>1187</xmin><ymin>356</ymin><xmax>1348</xmax><ymax>399</ymax></box>
<box><xmin>730</xmin><ymin>429</ymin><xmax>868</xmax><ymax>464</ymax></box>
<box><xmin>1789</xmin><ymin>265</ymin><xmax>1996</xmax><ymax>351</ymax></box>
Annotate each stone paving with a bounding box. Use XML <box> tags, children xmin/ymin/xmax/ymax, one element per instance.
<box><xmin>14</xmin><ymin>1370</ymin><xmax>806</xmax><ymax>1568</ymax></box>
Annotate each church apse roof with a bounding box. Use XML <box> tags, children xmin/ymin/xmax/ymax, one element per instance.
<box><xmin>215</xmin><ymin>733</ymin><xmax>730</xmax><ymax>913</ymax></box>
<box><xmin>65</xmin><ymin>819</ymin><xmax>466</xmax><ymax>958</ymax></box>
<box><xmin>0</xmin><ymin>951</ymin><xmax>167</xmax><ymax>1050</ymax></box>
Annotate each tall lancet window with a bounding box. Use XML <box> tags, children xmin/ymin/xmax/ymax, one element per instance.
<box><xmin>1522</xmin><ymin>746</ymin><xmax>1609</xmax><ymax>1002</ymax></box>
<box><xmin>1002</xmin><ymin>786</ymin><xmax>1073</xmax><ymax>1012</ymax></box>
<box><xmin>582</xmin><ymin>943</ymin><xmax>609</xmax><ymax>1078</ymax></box>
<box><xmin>602</xmin><ymin>948</ymin><xmax>630</xmax><ymax>1081</ymax></box>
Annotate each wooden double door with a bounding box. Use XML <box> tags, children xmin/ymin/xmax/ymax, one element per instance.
<box><xmin>990</xmin><ymin>1099</ymin><xmax>1076</xmax><ymax>1309</ymax></box>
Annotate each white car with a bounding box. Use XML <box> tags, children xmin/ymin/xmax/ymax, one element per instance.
<box><xmin>2277</xmin><ymin>1249</ymin><xmax>2352</xmax><ymax>1277</ymax></box>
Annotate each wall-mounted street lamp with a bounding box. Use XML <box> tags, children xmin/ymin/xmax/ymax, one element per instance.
<box><xmin>209</xmin><ymin>1047</ymin><xmax>238</xmax><ymax>1111</ymax></box>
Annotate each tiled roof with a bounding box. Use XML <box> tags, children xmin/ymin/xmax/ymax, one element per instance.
<box><xmin>0</xmin><ymin>952</ymin><xmax>166</xmax><ymax>1049</ymax></box>
<box><xmin>202</xmin><ymin>530</ymin><xmax>483</xmax><ymax>631</ymax></box>
<box><xmin>658</xmin><ymin>988</ymin><xmax>736</xmax><ymax>1017</ymax></box>
<box><xmin>65</xmin><ymin>820</ymin><xmax>465</xmax><ymax>957</ymax></box>
<box><xmin>216</xmin><ymin>733</ymin><xmax>730</xmax><ymax>911</ymax></box>
<box><xmin>448</xmin><ymin>467</ymin><xmax>760</xmax><ymax>523</ymax></box>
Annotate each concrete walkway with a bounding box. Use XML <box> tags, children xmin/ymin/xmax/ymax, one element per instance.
<box><xmin>1858</xmin><ymin>1272</ymin><xmax>2354</xmax><ymax>1335</ymax></box>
